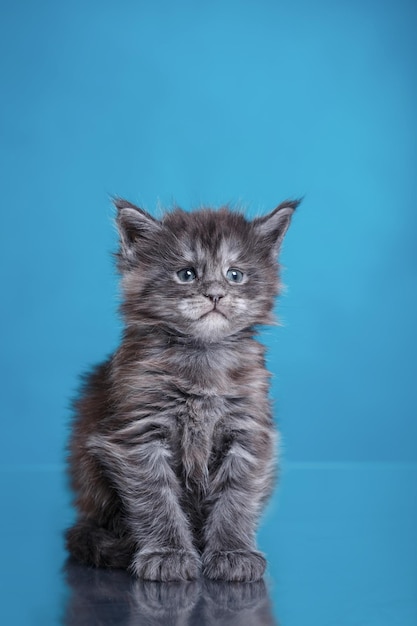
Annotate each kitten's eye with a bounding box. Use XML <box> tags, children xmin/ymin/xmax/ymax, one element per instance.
<box><xmin>177</xmin><ymin>268</ymin><xmax>197</xmax><ymax>283</ymax></box>
<box><xmin>226</xmin><ymin>268</ymin><xmax>244</xmax><ymax>283</ymax></box>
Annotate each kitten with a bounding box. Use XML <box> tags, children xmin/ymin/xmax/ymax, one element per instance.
<box><xmin>66</xmin><ymin>197</ymin><xmax>298</xmax><ymax>582</ymax></box>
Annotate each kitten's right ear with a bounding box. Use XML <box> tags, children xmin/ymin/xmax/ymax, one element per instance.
<box><xmin>114</xmin><ymin>198</ymin><xmax>161</xmax><ymax>260</ymax></box>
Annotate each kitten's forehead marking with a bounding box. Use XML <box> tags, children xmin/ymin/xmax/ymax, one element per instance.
<box><xmin>218</xmin><ymin>237</ymin><xmax>243</xmax><ymax>266</ymax></box>
<box><xmin>191</xmin><ymin>236</ymin><xmax>242</xmax><ymax>272</ymax></box>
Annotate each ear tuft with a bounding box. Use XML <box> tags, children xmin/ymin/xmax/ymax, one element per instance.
<box><xmin>253</xmin><ymin>198</ymin><xmax>301</xmax><ymax>255</ymax></box>
<box><xmin>113</xmin><ymin>197</ymin><xmax>161</xmax><ymax>259</ymax></box>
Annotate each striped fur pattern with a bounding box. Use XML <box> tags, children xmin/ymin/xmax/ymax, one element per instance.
<box><xmin>66</xmin><ymin>198</ymin><xmax>298</xmax><ymax>581</ymax></box>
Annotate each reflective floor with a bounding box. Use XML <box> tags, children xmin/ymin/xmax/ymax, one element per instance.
<box><xmin>1</xmin><ymin>463</ymin><xmax>416</xmax><ymax>625</ymax></box>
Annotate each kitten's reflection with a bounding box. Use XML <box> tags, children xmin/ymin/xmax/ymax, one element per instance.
<box><xmin>63</xmin><ymin>559</ymin><xmax>278</xmax><ymax>626</ymax></box>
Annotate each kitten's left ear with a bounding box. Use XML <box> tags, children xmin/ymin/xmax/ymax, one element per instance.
<box><xmin>253</xmin><ymin>199</ymin><xmax>301</xmax><ymax>256</ymax></box>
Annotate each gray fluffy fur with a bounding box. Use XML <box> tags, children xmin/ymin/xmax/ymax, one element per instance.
<box><xmin>66</xmin><ymin>198</ymin><xmax>298</xmax><ymax>581</ymax></box>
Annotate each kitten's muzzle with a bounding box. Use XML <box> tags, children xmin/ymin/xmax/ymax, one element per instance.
<box><xmin>202</xmin><ymin>286</ymin><xmax>226</xmax><ymax>304</ymax></box>
<box><xmin>200</xmin><ymin>285</ymin><xmax>228</xmax><ymax>319</ymax></box>
<box><xmin>204</xmin><ymin>294</ymin><xmax>226</xmax><ymax>315</ymax></box>
<box><xmin>201</xmin><ymin>302</ymin><xmax>228</xmax><ymax>320</ymax></box>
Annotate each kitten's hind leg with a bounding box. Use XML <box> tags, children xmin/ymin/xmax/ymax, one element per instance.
<box><xmin>65</xmin><ymin>518</ymin><xmax>135</xmax><ymax>569</ymax></box>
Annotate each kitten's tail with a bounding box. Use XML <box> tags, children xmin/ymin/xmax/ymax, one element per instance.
<box><xmin>65</xmin><ymin>519</ymin><xmax>134</xmax><ymax>569</ymax></box>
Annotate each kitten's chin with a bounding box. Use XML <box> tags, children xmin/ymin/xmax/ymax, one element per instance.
<box><xmin>200</xmin><ymin>309</ymin><xmax>227</xmax><ymax>321</ymax></box>
<box><xmin>191</xmin><ymin>313</ymin><xmax>231</xmax><ymax>342</ymax></box>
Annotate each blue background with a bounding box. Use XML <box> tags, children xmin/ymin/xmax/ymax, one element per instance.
<box><xmin>1</xmin><ymin>0</ymin><xmax>416</xmax><ymax>466</ymax></box>
<box><xmin>1</xmin><ymin>3</ymin><xmax>416</xmax><ymax>625</ymax></box>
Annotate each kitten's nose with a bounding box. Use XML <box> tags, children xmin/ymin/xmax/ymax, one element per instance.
<box><xmin>203</xmin><ymin>285</ymin><xmax>226</xmax><ymax>304</ymax></box>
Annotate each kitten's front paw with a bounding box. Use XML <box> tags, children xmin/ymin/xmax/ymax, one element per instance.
<box><xmin>202</xmin><ymin>550</ymin><xmax>266</xmax><ymax>582</ymax></box>
<box><xmin>132</xmin><ymin>549</ymin><xmax>201</xmax><ymax>581</ymax></box>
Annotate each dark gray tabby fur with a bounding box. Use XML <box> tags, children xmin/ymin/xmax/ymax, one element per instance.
<box><xmin>66</xmin><ymin>197</ymin><xmax>299</xmax><ymax>582</ymax></box>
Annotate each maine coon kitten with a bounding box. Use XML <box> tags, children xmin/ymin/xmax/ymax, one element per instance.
<box><xmin>66</xmin><ymin>197</ymin><xmax>298</xmax><ymax>582</ymax></box>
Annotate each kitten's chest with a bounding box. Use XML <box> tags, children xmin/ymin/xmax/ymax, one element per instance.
<box><xmin>147</xmin><ymin>340</ymin><xmax>267</xmax><ymax>488</ymax></box>
<box><xmin>177</xmin><ymin>394</ymin><xmax>225</xmax><ymax>490</ymax></box>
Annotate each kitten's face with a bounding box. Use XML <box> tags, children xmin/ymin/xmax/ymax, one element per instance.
<box><xmin>115</xmin><ymin>201</ymin><xmax>298</xmax><ymax>342</ymax></box>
